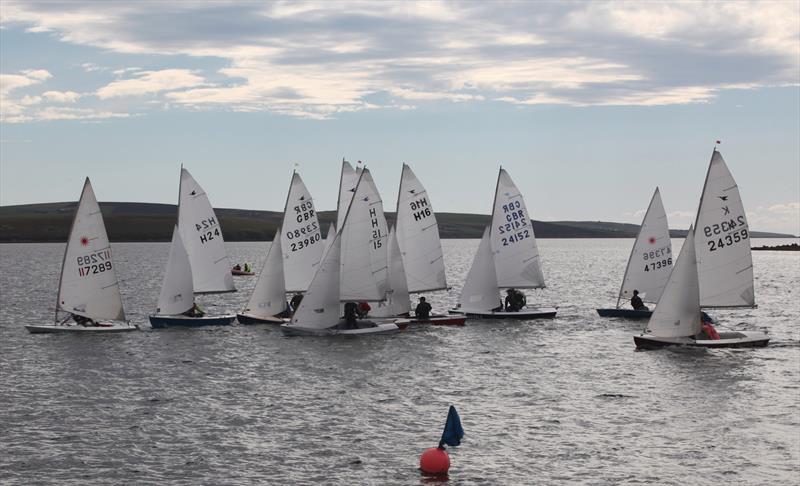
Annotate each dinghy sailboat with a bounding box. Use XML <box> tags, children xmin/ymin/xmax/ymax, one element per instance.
<box><xmin>451</xmin><ymin>168</ymin><xmax>557</xmax><ymax>318</ymax></box>
<box><xmin>236</xmin><ymin>228</ymin><xmax>289</xmax><ymax>324</ymax></box>
<box><xmin>633</xmin><ymin>226</ymin><xmax>768</xmax><ymax>349</ymax></box>
<box><xmin>281</xmin><ymin>169</ymin><xmax>408</xmax><ymax>336</ymax></box>
<box><xmin>149</xmin><ymin>168</ymin><xmax>236</xmax><ymax>328</ymax></box>
<box><xmin>597</xmin><ymin>188</ymin><xmax>673</xmax><ymax>318</ymax></box>
<box><xmin>393</xmin><ymin>164</ymin><xmax>465</xmax><ymax>325</ymax></box>
<box><xmin>26</xmin><ymin>178</ymin><xmax>137</xmax><ymax>333</ymax></box>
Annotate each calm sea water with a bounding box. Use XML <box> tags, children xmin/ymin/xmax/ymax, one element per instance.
<box><xmin>1</xmin><ymin>238</ymin><xmax>798</xmax><ymax>485</ymax></box>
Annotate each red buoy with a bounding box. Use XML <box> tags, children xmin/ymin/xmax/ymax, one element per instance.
<box><xmin>419</xmin><ymin>447</ymin><xmax>450</xmax><ymax>475</ymax></box>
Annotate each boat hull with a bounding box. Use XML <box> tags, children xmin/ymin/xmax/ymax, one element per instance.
<box><xmin>149</xmin><ymin>314</ymin><xmax>236</xmax><ymax>329</ymax></box>
<box><xmin>231</xmin><ymin>270</ymin><xmax>255</xmax><ymax>276</ymax></box>
<box><xmin>449</xmin><ymin>307</ymin><xmax>557</xmax><ymax>319</ymax></box>
<box><xmin>373</xmin><ymin>314</ymin><xmax>466</xmax><ymax>326</ymax></box>
<box><xmin>25</xmin><ymin>322</ymin><xmax>139</xmax><ymax>334</ymax></box>
<box><xmin>281</xmin><ymin>320</ymin><xmax>408</xmax><ymax>336</ymax></box>
<box><xmin>236</xmin><ymin>312</ymin><xmax>286</xmax><ymax>325</ymax></box>
<box><xmin>634</xmin><ymin>331</ymin><xmax>770</xmax><ymax>350</ymax></box>
<box><xmin>596</xmin><ymin>308</ymin><xmax>652</xmax><ymax>319</ymax></box>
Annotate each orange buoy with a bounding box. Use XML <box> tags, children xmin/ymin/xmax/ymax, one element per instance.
<box><xmin>419</xmin><ymin>447</ymin><xmax>450</xmax><ymax>475</ymax></box>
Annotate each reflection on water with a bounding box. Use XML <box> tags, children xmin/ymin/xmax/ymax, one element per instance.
<box><xmin>0</xmin><ymin>239</ymin><xmax>798</xmax><ymax>484</ymax></box>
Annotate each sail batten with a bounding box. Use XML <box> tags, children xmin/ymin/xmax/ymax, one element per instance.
<box><xmin>57</xmin><ymin>178</ymin><xmax>126</xmax><ymax>322</ymax></box>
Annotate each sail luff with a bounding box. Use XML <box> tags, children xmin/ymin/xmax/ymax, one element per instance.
<box><xmin>55</xmin><ymin>178</ymin><xmax>89</xmax><ymax>323</ymax></box>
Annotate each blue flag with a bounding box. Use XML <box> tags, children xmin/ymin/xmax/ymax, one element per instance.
<box><xmin>439</xmin><ymin>405</ymin><xmax>464</xmax><ymax>449</ymax></box>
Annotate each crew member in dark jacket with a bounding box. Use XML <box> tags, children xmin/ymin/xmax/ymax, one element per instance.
<box><xmin>415</xmin><ymin>296</ymin><xmax>432</xmax><ymax>319</ymax></box>
<box><xmin>631</xmin><ymin>289</ymin><xmax>648</xmax><ymax>311</ymax></box>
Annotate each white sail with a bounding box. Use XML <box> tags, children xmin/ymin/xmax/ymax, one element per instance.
<box><xmin>288</xmin><ymin>232</ymin><xmax>343</xmax><ymax>330</ymax></box>
<box><xmin>694</xmin><ymin>150</ymin><xmax>755</xmax><ymax>308</ymax></box>
<box><xmin>177</xmin><ymin>168</ymin><xmax>235</xmax><ymax>294</ymax></box>
<box><xmin>372</xmin><ymin>226</ymin><xmax>411</xmax><ymax>317</ymax></box>
<box><xmin>280</xmin><ymin>172</ymin><xmax>324</xmax><ymax>292</ymax></box>
<box><xmin>243</xmin><ymin>229</ymin><xmax>288</xmax><ymax>318</ymax></box>
<box><xmin>459</xmin><ymin>227</ymin><xmax>503</xmax><ymax>313</ymax></box>
<box><xmin>340</xmin><ymin>168</ymin><xmax>389</xmax><ymax>301</ymax></box>
<box><xmin>56</xmin><ymin>178</ymin><xmax>126</xmax><ymax>322</ymax></box>
<box><xmin>156</xmin><ymin>226</ymin><xmax>194</xmax><ymax>315</ymax></box>
<box><xmin>618</xmin><ymin>187</ymin><xmax>673</xmax><ymax>306</ymax></box>
<box><xmin>645</xmin><ymin>227</ymin><xmax>701</xmax><ymax>338</ymax></box>
<box><xmin>490</xmin><ymin>168</ymin><xmax>546</xmax><ymax>289</ymax></box>
<box><xmin>395</xmin><ymin>164</ymin><xmax>448</xmax><ymax>292</ymax></box>
<box><xmin>336</xmin><ymin>160</ymin><xmax>362</xmax><ymax>230</ymax></box>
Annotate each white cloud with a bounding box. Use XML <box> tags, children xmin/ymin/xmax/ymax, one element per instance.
<box><xmin>1</xmin><ymin>1</ymin><xmax>798</xmax><ymax>120</ymax></box>
<box><xmin>42</xmin><ymin>90</ymin><xmax>81</xmax><ymax>103</ymax></box>
<box><xmin>96</xmin><ymin>69</ymin><xmax>206</xmax><ymax>99</ymax></box>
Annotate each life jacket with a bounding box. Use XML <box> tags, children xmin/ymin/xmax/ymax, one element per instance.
<box><xmin>702</xmin><ymin>323</ymin><xmax>720</xmax><ymax>340</ymax></box>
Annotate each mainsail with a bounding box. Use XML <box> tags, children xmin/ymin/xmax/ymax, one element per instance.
<box><xmin>693</xmin><ymin>150</ymin><xmax>755</xmax><ymax>308</ymax></box>
<box><xmin>395</xmin><ymin>164</ymin><xmax>448</xmax><ymax>293</ymax></box>
<box><xmin>280</xmin><ymin>172</ymin><xmax>324</xmax><ymax>292</ymax></box>
<box><xmin>339</xmin><ymin>168</ymin><xmax>389</xmax><ymax>301</ymax></box>
<box><xmin>645</xmin><ymin>227</ymin><xmax>701</xmax><ymax>338</ymax></box>
<box><xmin>489</xmin><ymin>168</ymin><xmax>545</xmax><ymax>289</ymax></box>
<box><xmin>56</xmin><ymin>178</ymin><xmax>126</xmax><ymax>322</ymax></box>
<box><xmin>177</xmin><ymin>168</ymin><xmax>235</xmax><ymax>294</ymax></box>
<box><xmin>156</xmin><ymin>226</ymin><xmax>194</xmax><ymax>315</ymax></box>
<box><xmin>459</xmin><ymin>227</ymin><xmax>502</xmax><ymax>313</ymax></box>
<box><xmin>243</xmin><ymin>229</ymin><xmax>288</xmax><ymax>319</ymax></box>
<box><xmin>617</xmin><ymin>187</ymin><xmax>673</xmax><ymax>307</ymax></box>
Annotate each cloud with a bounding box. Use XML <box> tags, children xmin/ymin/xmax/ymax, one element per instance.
<box><xmin>96</xmin><ymin>69</ymin><xmax>206</xmax><ymax>99</ymax></box>
<box><xmin>1</xmin><ymin>1</ymin><xmax>798</xmax><ymax>120</ymax></box>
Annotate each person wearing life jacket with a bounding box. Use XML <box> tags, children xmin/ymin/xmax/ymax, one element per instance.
<box><xmin>415</xmin><ymin>296</ymin><xmax>432</xmax><ymax>319</ymax></box>
<box><xmin>631</xmin><ymin>289</ymin><xmax>648</xmax><ymax>311</ymax></box>
<box><xmin>343</xmin><ymin>301</ymin><xmax>359</xmax><ymax>329</ymax></box>
<box><xmin>700</xmin><ymin>312</ymin><xmax>720</xmax><ymax>340</ymax></box>
<box><xmin>356</xmin><ymin>301</ymin><xmax>371</xmax><ymax>318</ymax></box>
<box><xmin>233</xmin><ymin>263</ymin><xmax>242</xmax><ymax>272</ymax></box>
<box><xmin>244</xmin><ymin>262</ymin><xmax>251</xmax><ymax>273</ymax></box>
<box><xmin>504</xmin><ymin>288</ymin><xmax>526</xmax><ymax>312</ymax></box>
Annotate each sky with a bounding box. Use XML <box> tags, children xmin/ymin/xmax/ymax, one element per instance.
<box><xmin>1</xmin><ymin>1</ymin><xmax>798</xmax><ymax>234</ymax></box>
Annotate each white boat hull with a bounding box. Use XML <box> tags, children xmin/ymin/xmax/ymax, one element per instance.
<box><xmin>449</xmin><ymin>307</ymin><xmax>557</xmax><ymax>319</ymax></box>
<box><xmin>281</xmin><ymin>319</ymin><xmax>408</xmax><ymax>336</ymax></box>
<box><xmin>25</xmin><ymin>322</ymin><xmax>139</xmax><ymax>334</ymax></box>
<box><xmin>634</xmin><ymin>331</ymin><xmax>770</xmax><ymax>349</ymax></box>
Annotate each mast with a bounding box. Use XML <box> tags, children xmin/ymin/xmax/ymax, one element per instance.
<box><xmin>55</xmin><ymin>177</ymin><xmax>90</xmax><ymax>323</ymax></box>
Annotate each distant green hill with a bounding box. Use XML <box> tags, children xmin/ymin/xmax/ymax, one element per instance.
<box><xmin>0</xmin><ymin>202</ymin><xmax>793</xmax><ymax>242</ymax></box>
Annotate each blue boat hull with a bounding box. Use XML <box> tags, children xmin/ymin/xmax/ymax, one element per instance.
<box><xmin>596</xmin><ymin>308</ymin><xmax>652</xmax><ymax>319</ymax></box>
<box><xmin>149</xmin><ymin>314</ymin><xmax>236</xmax><ymax>329</ymax></box>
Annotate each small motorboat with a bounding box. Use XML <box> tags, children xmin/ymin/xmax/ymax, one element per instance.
<box><xmin>231</xmin><ymin>266</ymin><xmax>254</xmax><ymax>276</ymax></box>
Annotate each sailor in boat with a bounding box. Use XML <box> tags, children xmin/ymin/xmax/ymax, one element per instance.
<box><xmin>71</xmin><ymin>313</ymin><xmax>99</xmax><ymax>327</ymax></box>
<box><xmin>343</xmin><ymin>302</ymin><xmax>359</xmax><ymax>329</ymax></box>
<box><xmin>697</xmin><ymin>312</ymin><xmax>721</xmax><ymax>340</ymax></box>
<box><xmin>289</xmin><ymin>293</ymin><xmax>303</xmax><ymax>315</ymax></box>
<box><xmin>233</xmin><ymin>263</ymin><xmax>242</xmax><ymax>272</ymax></box>
<box><xmin>631</xmin><ymin>289</ymin><xmax>649</xmax><ymax>311</ymax></box>
<box><xmin>415</xmin><ymin>296</ymin><xmax>432</xmax><ymax>319</ymax></box>
<box><xmin>182</xmin><ymin>303</ymin><xmax>205</xmax><ymax>318</ymax></box>
<box><xmin>244</xmin><ymin>262</ymin><xmax>252</xmax><ymax>273</ymax></box>
<box><xmin>504</xmin><ymin>288</ymin><xmax>526</xmax><ymax>312</ymax></box>
<box><xmin>356</xmin><ymin>301</ymin><xmax>371</xmax><ymax>318</ymax></box>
